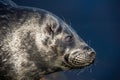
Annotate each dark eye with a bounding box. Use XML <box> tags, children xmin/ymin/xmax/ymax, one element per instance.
<box><xmin>65</xmin><ymin>35</ymin><xmax>73</xmax><ymax>42</ymax></box>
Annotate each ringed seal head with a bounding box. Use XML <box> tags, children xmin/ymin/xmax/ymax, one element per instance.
<box><xmin>38</xmin><ymin>13</ymin><xmax>96</xmax><ymax>71</ymax></box>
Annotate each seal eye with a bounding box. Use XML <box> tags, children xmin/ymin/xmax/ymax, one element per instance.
<box><xmin>65</xmin><ymin>36</ymin><xmax>73</xmax><ymax>43</ymax></box>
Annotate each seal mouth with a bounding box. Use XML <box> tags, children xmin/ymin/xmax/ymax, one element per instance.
<box><xmin>64</xmin><ymin>54</ymin><xmax>70</xmax><ymax>65</ymax></box>
<box><xmin>64</xmin><ymin>51</ymin><xmax>96</xmax><ymax>68</ymax></box>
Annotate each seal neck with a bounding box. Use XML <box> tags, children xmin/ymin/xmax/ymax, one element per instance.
<box><xmin>0</xmin><ymin>0</ymin><xmax>17</xmax><ymax>7</ymax></box>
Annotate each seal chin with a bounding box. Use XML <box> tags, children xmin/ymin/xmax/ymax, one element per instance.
<box><xmin>64</xmin><ymin>51</ymin><xmax>96</xmax><ymax>68</ymax></box>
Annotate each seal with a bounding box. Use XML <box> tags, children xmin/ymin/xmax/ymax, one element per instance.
<box><xmin>0</xmin><ymin>0</ymin><xmax>96</xmax><ymax>80</ymax></box>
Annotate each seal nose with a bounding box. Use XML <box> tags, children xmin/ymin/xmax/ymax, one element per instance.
<box><xmin>83</xmin><ymin>46</ymin><xmax>96</xmax><ymax>59</ymax></box>
<box><xmin>88</xmin><ymin>51</ymin><xmax>96</xmax><ymax>59</ymax></box>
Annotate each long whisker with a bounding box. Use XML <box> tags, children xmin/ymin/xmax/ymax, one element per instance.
<box><xmin>60</xmin><ymin>15</ymin><xmax>66</xmax><ymax>23</ymax></box>
<box><xmin>76</xmin><ymin>69</ymin><xmax>85</xmax><ymax>76</ymax></box>
<box><xmin>68</xmin><ymin>18</ymin><xmax>72</xmax><ymax>27</ymax></box>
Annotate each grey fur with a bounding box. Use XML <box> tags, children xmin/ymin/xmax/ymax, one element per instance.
<box><xmin>0</xmin><ymin>0</ymin><xmax>96</xmax><ymax>80</ymax></box>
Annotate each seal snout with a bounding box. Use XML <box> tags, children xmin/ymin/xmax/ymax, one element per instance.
<box><xmin>64</xmin><ymin>46</ymin><xmax>96</xmax><ymax>68</ymax></box>
<box><xmin>88</xmin><ymin>51</ymin><xmax>96</xmax><ymax>60</ymax></box>
<box><xmin>83</xmin><ymin>46</ymin><xmax>96</xmax><ymax>61</ymax></box>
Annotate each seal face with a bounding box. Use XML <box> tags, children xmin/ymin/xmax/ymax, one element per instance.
<box><xmin>0</xmin><ymin>0</ymin><xmax>96</xmax><ymax>80</ymax></box>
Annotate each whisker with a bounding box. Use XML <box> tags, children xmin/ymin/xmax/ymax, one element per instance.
<box><xmin>89</xmin><ymin>68</ymin><xmax>93</xmax><ymax>73</ymax></box>
<box><xmin>68</xmin><ymin>18</ymin><xmax>72</xmax><ymax>27</ymax></box>
<box><xmin>86</xmin><ymin>40</ymin><xmax>89</xmax><ymax>45</ymax></box>
<box><xmin>60</xmin><ymin>15</ymin><xmax>66</xmax><ymax>23</ymax></box>
<box><xmin>64</xmin><ymin>69</ymin><xmax>72</xmax><ymax>73</ymax></box>
<box><xmin>89</xmin><ymin>40</ymin><xmax>91</xmax><ymax>46</ymax></box>
<box><xmin>87</xmin><ymin>40</ymin><xmax>91</xmax><ymax>46</ymax></box>
<box><xmin>94</xmin><ymin>59</ymin><xmax>99</xmax><ymax>66</ymax></box>
<box><xmin>76</xmin><ymin>69</ymin><xmax>85</xmax><ymax>76</ymax></box>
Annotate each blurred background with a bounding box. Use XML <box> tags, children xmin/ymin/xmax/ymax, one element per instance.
<box><xmin>12</xmin><ymin>0</ymin><xmax>120</xmax><ymax>80</ymax></box>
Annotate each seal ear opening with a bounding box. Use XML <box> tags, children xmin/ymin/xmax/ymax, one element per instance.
<box><xmin>45</xmin><ymin>20</ymin><xmax>59</xmax><ymax>36</ymax></box>
<box><xmin>44</xmin><ymin>15</ymin><xmax>61</xmax><ymax>36</ymax></box>
<box><xmin>46</xmin><ymin>23</ymin><xmax>54</xmax><ymax>35</ymax></box>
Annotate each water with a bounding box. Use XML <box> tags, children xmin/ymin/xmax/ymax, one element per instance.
<box><xmin>12</xmin><ymin>0</ymin><xmax>120</xmax><ymax>80</ymax></box>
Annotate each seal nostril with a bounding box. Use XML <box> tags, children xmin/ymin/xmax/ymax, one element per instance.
<box><xmin>89</xmin><ymin>52</ymin><xmax>95</xmax><ymax>58</ymax></box>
